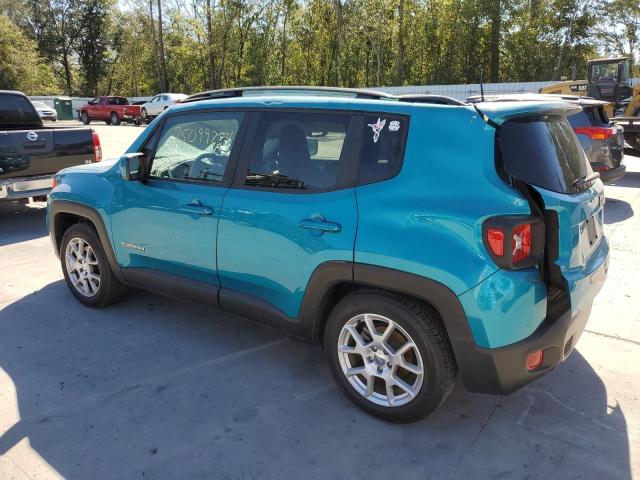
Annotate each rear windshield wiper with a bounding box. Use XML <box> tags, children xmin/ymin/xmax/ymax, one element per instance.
<box><xmin>573</xmin><ymin>171</ymin><xmax>600</xmax><ymax>187</ymax></box>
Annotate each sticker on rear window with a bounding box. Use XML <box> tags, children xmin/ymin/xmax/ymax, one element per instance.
<box><xmin>367</xmin><ymin>118</ymin><xmax>386</xmax><ymax>143</ymax></box>
<box><xmin>388</xmin><ymin>120</ymin><xmax>400</xmax><ymax>132</ymax></box>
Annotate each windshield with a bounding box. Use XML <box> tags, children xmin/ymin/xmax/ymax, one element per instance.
<box><xmin>498</xmin><ymin>116</ymin><xmax>593</xmax><ymax>194</ymax></box>
<box><xmin>31</xmin><ymin>102</ymin><xmax>47</xmax><ymax>108</ymax></box>
<box><xmin>589</xmin><ymin>62</ymin><xmax>620</xmax><ymax>83</ymax></box>
<box><xmin>0</xmin><ymin>93</ymin><xmax>40</xmax><ymax>126</ymax></box>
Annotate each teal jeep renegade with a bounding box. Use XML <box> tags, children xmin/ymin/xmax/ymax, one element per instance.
<box><xmin>48</xmin><ymin>87</ymin><xmax>609</xmax><ymax>422</ymax></box>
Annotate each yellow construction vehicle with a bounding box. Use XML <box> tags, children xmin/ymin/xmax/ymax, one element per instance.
<box><xmin>541</xmin><ymin>57</ymin><xmax>640</xmax><ymax>152</ymax></box>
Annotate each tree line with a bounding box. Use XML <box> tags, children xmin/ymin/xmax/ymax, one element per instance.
<box><xmin>0</xmin><ymin>0</ymin><xmax>638</xmax><ymax>96</ymax></box>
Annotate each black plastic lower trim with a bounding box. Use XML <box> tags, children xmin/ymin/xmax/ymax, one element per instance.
<box><xmin>45</xmin><ymin>207</ymin><xmax>591</xmax><ymax>395</ymax></box>
<box><xmin>124</xmin><ymin>268</ymin><xmax>219</xmax><ymax>308</ymax></box>
<box><xmin>460</xmin><ymin>302</ymin><xmax>592</xmax><ymax>394</ymax></box>
<box><xmin>49</xmin><ymin>200</ymin><xmax>126</xmax><ymax>282</ymax></box>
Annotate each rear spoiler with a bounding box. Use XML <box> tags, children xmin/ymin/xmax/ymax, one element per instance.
<box><xmin>474</xmin><ymin>101</ymin><xmax>582</xmax><ymax>127</ymax></box>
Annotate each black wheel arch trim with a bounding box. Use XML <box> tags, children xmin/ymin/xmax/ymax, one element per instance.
<box><xmin>49</xmin><ymin>200</ymin><xmax>125</xmax><ymax>282</ymax></box>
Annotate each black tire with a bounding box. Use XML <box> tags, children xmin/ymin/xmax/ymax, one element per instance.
<box><xmin>324</xmin><ymin>290</ymin><xmax>456</xmax><ymax>423</ymax></box>
<box><xmin>110</xmin><ymin>112</ymin><xmax>121</xmax><ymax>126</ymax></box>
<box><xmin>141</xmin><ymin>107</ymin><xmax>148</xmax><ymax>120</ymax></box>
<box><xmin>60</xmin><ymin>222</ymin><xmax>126</xmax><ymax>308</ymax></box>
<box><xmin>80</xmin><ymin>111</ymin><xmax>90</xmax><ymax>125</ymax></box>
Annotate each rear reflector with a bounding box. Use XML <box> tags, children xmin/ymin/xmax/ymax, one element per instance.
<box><xmin>526</xmin><ymin>350</ymin><xmax>544</xmax><ymax>371</ymax></box>
<box><xmin>512</xmin><ymin>223</ymin><xmax>531</xmax><ymax>264</ymax></box>
<box><xmin>92</xmin><ymin>131</ymin><xmax>102</xmax><ymax>162</ymax></box>
<box><xmin>573</xmin><ymin>126</ymin><xmax>615</xmax><ymax>141</ymax></box>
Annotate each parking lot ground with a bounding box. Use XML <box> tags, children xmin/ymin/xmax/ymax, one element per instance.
<box><xmin>0</xmin><ymin>125</ymin><xmax>638</xmax><ymax>479</ymax></box>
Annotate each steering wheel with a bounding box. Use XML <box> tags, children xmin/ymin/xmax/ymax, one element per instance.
<box><xmin>192</xmin><ymin>153</ymin><xmax>226</xmax><ymax>179</ymax></box>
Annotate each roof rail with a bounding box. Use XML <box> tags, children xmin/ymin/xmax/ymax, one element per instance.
<box><xmin>397</xmin><ymin>94</ymin><xmax>464</xmax><ymax>106</ymax></box>
<box><xmin>465</xmin><ymin>93</ymin><xmax>604</xmax><ymax>105</ymax></box>
<box><xmin>181</xmin><ymin>86</ymin><xmax>396</xmax><ymax>103</ymax></box>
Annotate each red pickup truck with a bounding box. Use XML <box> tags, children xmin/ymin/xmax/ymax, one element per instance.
<box><xmin>78</xmin><ymin>96</ymin><xmax>143</xmax><ymax>126</ymax></box>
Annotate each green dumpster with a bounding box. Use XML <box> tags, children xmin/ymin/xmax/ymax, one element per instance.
<box><xmin>53</xmin><ymin>97</ymin><xmax>74</xmax><ymax>120</ymax></box>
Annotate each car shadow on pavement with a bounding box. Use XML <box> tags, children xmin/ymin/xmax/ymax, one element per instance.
<box><xmin>0</xmin><ymin>282</ymin><xmax>632</xmax><ymax>480</ymax></box>
<box><xmin>0</xmin><ymin>201</ymin><xmax>48</xmax><ymax>247</ymax></box>
<box><xmin>609</xmin><ymin>171</ymin><xmax>640</xmax><ymax>189</ymax></box>
<box><xmin>604</xmin><ymin>198</ymin><xmax>634</xmax><ymax>224</ymax></box>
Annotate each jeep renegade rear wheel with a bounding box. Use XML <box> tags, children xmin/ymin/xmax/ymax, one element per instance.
<box><xmin>324</xmin><ymin>290</ymin><xmax>456</xmax><ymax>423</ymax></box>
<box><xmin>60</xmin><ymin>222</ymin><xmax>125</xmax><ymax>308</ymax></box>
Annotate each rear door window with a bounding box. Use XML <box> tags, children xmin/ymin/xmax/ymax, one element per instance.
<box><xmin>498</xmin><ymin>117</ymin><xmax>593</xmax><ymax>194</ymax></box>
<box><xmin>358</xmin><ymin>114</ymin><xmax>408</xmax><ymax>185</ymax></box>
<box><xmin>244</xmin><ymin>111</ymin><xmax>357</xmax><ymax>191</ymax></box>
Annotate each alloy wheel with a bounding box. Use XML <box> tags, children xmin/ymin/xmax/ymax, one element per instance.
<box><xmin>65</xmin><ymin>237</ymin><xmax>101</xmax><ymax>297</ymax></box>
<box><xmin>337</xmin><ymin>313</ymin><xmax>424</xmax><ymax>407</ymax></box>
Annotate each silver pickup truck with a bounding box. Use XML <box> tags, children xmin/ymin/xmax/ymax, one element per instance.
<box><xmin>0</xmin><ymin>90</ymin><xmax>100</xmax><ymax>201</ymax></box>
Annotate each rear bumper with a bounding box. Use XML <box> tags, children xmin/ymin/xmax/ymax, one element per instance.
<box><xmin>460</xmin><ymin>301</ymin><xmax>591</xmax><ymax>394</ymax></box>
<box><xmin>598</xmin><ymin>164</ymin><xmax>626</xmax><ymax>183</ymax></box>
<box><xmin>0</xmin><ymin>176</ymin><xmax>53</xmax><ymax>200</ymax></box>
<box><xmin>457</xmin><ymin>255</ymin><xmax>608</xmax><ymax>395</ymax></box>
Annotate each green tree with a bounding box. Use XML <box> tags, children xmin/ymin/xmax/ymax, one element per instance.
<box><xmin>0</xmin><ymin>14</ymin><xmax>57</xmax><ymax>94</ymax></box>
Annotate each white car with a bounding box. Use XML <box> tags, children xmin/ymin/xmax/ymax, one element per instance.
<box><xmin>140</xmin><ymin>93</ymin><xmax>187</xmax><ymax>120</ymax></box>
<box><xmin>31</xmin><ymin>101</ymin><xmax>58</xmax><ymax>121</ymax></box>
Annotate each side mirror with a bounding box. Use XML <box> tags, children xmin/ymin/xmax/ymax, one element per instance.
<box><xmin>121</xmin><ymin>153</ymin><xmax>147</xmax><ymax>181</ymax></box>
<box><xmin>307</xmin><ymin>137</ymin><xmax>318</xmax><ymax>156</ymax></box>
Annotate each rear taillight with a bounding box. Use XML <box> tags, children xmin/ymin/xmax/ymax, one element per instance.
<box><xmin>573</xmin><ymin>126</ymin><xmax>615</xmax><ymax>141</ymax></box>
<box><xmin>483</xmin><ymin>216</ymin><xmax>544</xmax><ymax>269</ymax></box>
<box><xmin>92</xmin><ymin>131</ymin><xmax>102</xmax><ymax>162</ymax></box>
<box><xmin>486</xmin><ymin>229</ymin><xmax>504</xmax><ymax>256</ymax></box>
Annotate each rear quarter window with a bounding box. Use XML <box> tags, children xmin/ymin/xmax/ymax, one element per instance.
<box><xmin>358</xmin><ymin>114</ymin><xmax>408</xmax><ymax>185</ymax></box>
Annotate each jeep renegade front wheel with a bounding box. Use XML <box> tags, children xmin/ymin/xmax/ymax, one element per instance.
<box><xmin>324</xmin><ymin>291</ymin><xmax>456</xmax><ymax>423</ymax></box>
<box><xmin>60</xmin><ymin>222</ymin><xmax>125</xmax><ymax>308</ymax></box>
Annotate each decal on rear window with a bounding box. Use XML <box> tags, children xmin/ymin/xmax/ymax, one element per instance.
<box><xmin>367</xmin><ymin>118</ymin><xmax>386</xmax><ymax>143</ymax></box>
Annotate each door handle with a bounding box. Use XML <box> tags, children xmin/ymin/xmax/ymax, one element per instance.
<box><xmin>181</xmin><ymin>200</ymin><xmax>214</xmax><ymax>216</ymax></box>
<box><xmin>298</xmin><ymin>214</ymin><xmax>342</xmax><ymax>233</ymax></box>
<box><xmin>181</xmin><ymin>206</ymin><xmax>213</xmax><ymax>216</ymax></box>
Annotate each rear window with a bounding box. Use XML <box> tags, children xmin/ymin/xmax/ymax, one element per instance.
<box><xmin>568</xmin><ymin>111</ymin><xmax>590</xmax><ymax>128</ymax></box>
<box><xmin>0</xmin><ymin>94</ymin><xmax>40</xmax><ymax>126</ymax></box>
<box><xmin>498</xmin><ymin>117</ymin><xmax>593</xmax><ymax>194</ymax></box>
<box><xmin>107</xmin><ymin>97</ymin><xmax>128</xmax><ymax>105</ymax></box>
